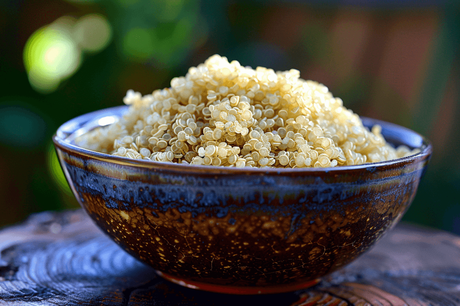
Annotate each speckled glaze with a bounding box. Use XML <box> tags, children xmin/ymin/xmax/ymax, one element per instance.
<box><xmin>53</xmin><ymin>106</ymin><xmax>432</xmax><ymax>294</ymax></box>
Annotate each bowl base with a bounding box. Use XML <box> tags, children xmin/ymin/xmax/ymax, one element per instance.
<box><xmin>155</xmin><ymin>270</ymin><xmax>320</xmax><ymax>295</ymax></box>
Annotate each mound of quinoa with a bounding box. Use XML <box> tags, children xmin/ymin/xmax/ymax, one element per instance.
<box><xmin>77</xmin><ymin>54</ymin><xmax>417</xmax><ymax>168</ymax></box>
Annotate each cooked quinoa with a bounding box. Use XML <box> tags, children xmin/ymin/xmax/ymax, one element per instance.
<box><xmin>76</xmin><ymin>54</ymin><xmax>418</xmax><ymax>168</ymax></box>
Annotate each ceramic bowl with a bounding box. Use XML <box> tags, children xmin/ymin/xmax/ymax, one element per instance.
<box><xmin>53</xmin><ymin>106</ymin><xmax>432</xmax><ymax>294</ymax></box>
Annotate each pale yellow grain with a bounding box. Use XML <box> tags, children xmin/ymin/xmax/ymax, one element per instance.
<box><xmin>78</xmin><ymin>54</ymin><xmax>418</xmax><ymax>169</ymax></box>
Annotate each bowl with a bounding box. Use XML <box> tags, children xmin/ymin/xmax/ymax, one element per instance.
<box><xmin>53</xmin><ymin>106</ymin><xmax>432</xmax><ymax>294</ymax></box>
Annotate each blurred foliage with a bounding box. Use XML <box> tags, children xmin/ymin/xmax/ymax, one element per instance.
<box><xmin>0</xmin><ymin>0</ymin><xmax>459</xmax><ymax>236</ymax></box>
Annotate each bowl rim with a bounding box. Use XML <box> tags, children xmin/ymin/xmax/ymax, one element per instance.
<box><xmin>53</xmin><ymin>106</ymin><xmax>432</xmax><ymax>175</ymax></box>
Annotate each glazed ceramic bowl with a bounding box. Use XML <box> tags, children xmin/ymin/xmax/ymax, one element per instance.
<box><xmin>53</xmin><ymin>106</ymin><xmax>432</xmax><ymax>294</ymax></box>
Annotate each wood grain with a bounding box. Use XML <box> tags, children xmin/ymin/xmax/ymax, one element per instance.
<box><xmin>0</xmin><ymin>210</ymin><xmax>459</xmax><ymax>305</ymax></box>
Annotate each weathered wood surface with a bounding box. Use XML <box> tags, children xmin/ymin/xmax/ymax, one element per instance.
<box><xmin>0</xmin><ymin>210</ymin><xmax>459</xmax><ymax>305</ymax></box>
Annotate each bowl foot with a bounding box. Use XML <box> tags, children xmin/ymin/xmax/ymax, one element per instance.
<box><xmin>155</xmin><ymin>270</ymin><xmax>320</xmax><ymax>295</ymax></box>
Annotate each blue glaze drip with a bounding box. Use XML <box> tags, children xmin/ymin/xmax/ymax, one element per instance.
<box><xmin>65</xmin><ymin>160</ymin><xmax>422</xmax><ymax>226</ymax></box>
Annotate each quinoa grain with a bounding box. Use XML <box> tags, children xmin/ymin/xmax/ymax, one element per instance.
<box><xmin>77</xmin><ymin>55</ymin><xmax>419</xmax><ymax>168</ymax></box>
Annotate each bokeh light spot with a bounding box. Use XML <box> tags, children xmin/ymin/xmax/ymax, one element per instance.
<box><xmin>146</xmin><ymin>18</ymin><xmax>192</xmax><ymax>65</ymax></box>
<box><xmin>24</xmin><ymin>20</ymin><xmax>81</xmax><ymax>94</ymax></box>
<box><xmin>74</xmin><ymin>14</ymin><xmax>112</xmax><ymax>52</ymax></box>
<box><xmin>28</xmin><ymin>66</ymin><xmax>60</xmax><ymax>93</ymax></box>
<box><xmin>123</xmin><ymin>28</ymin><xmax>155</xmax><ymax>61</ymax></box>
<box><xmin>47</xmin><ymin>142</ymin><xmax>72</xmax><ymax>195</ymax></box>
<box><xmin>155</xmin><ymin>0</ymin><xmax>185</xmax><ymax>22</ymax></box>
<box><xmin>0</xmin><ymin>105</ymin><xmax>46</xmax><ymax>148</ymax></box>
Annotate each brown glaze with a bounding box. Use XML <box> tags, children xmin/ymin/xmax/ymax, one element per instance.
<box><xmin>53</xmin><ymin>107</ymin><xmax>432</xmax><ymax>293</ymax></box>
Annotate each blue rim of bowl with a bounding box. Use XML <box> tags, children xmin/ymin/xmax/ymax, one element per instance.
<box><xmin>53</xmin><ymin>106</ymin><xmax>432</xmax><ymax>174</ymax></box>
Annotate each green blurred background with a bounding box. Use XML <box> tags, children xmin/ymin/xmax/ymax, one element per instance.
<box><xmin>1</xmin><ymin>0</ymin><xmax>459</xmax><ymax>234</ymax></box>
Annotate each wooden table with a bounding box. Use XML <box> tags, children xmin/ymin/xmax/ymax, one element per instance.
<box><xmin>0</xmin><ymin>209</ymin><xmax>459</xmax><ymax>305</ymax></box>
